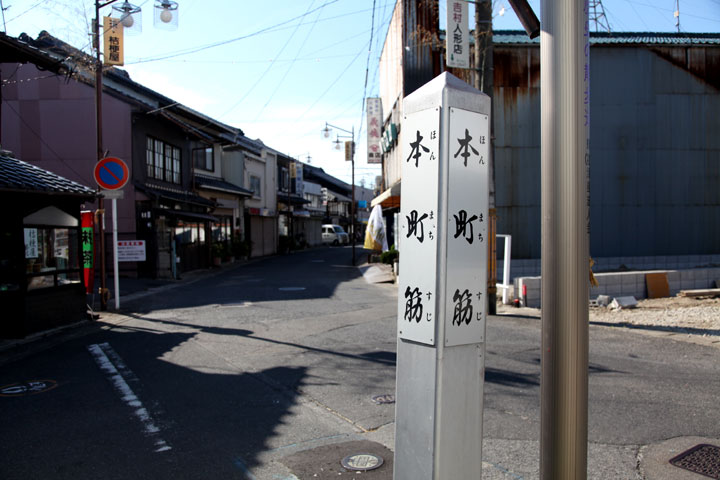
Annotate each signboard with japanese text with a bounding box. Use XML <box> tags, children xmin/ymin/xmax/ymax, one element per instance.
<box><xmin>446</xmin><ymin>1</ymin><xmax>469</xmax><ymax>69</ymax></box>
<box><xmin>444</xmin><ymin>107</ymin><xmax>489</xmax><ymax>346</ymax></box>
<box><xmin>24</xmin><ymin>228</ymin><xmax>38</xmax><ymax>259</ymax></box>
<box><xmin>81</xmin><ymin>212</ymin><xmax>94</xmax><ymax>294</ymax></box>
<box><xmin>117</xmin><ymin>240</ymin><xmax>146</xmax><ymax>262</ymax></box>
<box><xmin>366</xmin><ymin>97</ymin><xmax>383</xmax><ymax>164</ymax></box>
<box><xmin>398</xmin><ymin>107</ymin><xmax>439</xmax><ymax>345</ymax></box>
<box><xmin>103</xmin><ymin>16</ymin><xmax>124</xmax><ymax>66</ymax></box>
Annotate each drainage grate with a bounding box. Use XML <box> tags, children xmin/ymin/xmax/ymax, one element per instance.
<box><xmin>669</xmin><ymin>444</ymin><xmax>720</xmax><ymax>479</ymax></box>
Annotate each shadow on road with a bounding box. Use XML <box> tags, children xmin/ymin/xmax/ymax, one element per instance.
<box><xmin>0</xmin><ymin>325</ymin><xmax>309</xmax><ymax>479</ymax></box>
<box><xmin>115</xmin><ymin>313</ymin><xmax>398</xmax><ymax>367</ymax></box>
<box><xmin>121</xmin><ymin>247</ymin><xmax>371</xmax><ymax>314</ymax></box>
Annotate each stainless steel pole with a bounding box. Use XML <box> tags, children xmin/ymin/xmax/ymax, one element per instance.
<box><xmin>540</xmin><ymin>0</ymin><xmax>590</xmax><ymax>479</ymax></box>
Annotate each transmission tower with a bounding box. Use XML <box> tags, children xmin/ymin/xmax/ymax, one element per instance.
<box><xmin>589</xmin><ymin>0</ymin><xmax>611</xmax><ymax>33</ymax></box>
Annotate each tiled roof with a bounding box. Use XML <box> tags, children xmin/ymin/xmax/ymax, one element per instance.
<box><xmin>194</xmin><ymin>174</ymin><xmax>253</xmax><ymax>197</ymax></box>
<box><xmin>493</xmin><ymin>30</ymin><xmax>720</xmax><ymax>46</ymax></box>
<box><xmin>0</xmin><ymin>153</ymin><xmax>96</xmax><ymax>197</ymax></box>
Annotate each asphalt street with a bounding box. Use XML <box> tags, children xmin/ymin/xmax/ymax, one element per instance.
<box><xmin>1</xmin><ymin>246</ymin><xmax>719</xmax><ymax>479</ymax></box>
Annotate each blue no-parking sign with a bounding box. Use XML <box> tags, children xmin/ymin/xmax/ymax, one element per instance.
<box><xmin>94</xmin><ymin>157</ymin><xmax>129</xmax><ymax>190</ymax></box>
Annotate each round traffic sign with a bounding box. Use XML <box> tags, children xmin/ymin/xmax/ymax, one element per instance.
<box><xmin>94</xmin><ymin>157</ymin><xmax>129</xmax><ymax>190</ymax></box>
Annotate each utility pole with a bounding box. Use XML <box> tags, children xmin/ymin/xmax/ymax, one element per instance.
<box><xmin>540</xmin><ymin>0</ymin><xmax>590</xmax><ymax>478</ymax></box>
<box><xmin>94</xmin><ymin>1</ymin><xmax>108</xmax><ymax>311</ymax></box>
<box><xmin>475</xmin><ymin>0</ymin><xmax>496</xmax><ymax>314</ymax></box>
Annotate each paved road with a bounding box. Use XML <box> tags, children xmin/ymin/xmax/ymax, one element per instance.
<box><xmin>1</xmin><ymin>246</ymin><xmax>719</xmax><ymax>479</ymax></box>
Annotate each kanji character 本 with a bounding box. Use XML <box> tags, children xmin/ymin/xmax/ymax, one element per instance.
<box><xmin>407</xmin><ymin>131</ymin><xmax>430</xmax><ymax>167</ymax></box>
<box><xmin>404</xmin><ymin>286</ymin><xmax>424</xmax><ymax>323</ymax></box>
<box><xmin>453</xmin><ymin>209</ymin><xmax>478</xmax><ymax>244</ymax></box>
<box><xmin>452</xmin><ymin>289</ymin><xmax>473</xmax><ymax>325</ymax></box>
<box><xmin>453</xmin><ymin>128</ymin><xmax>479</xmax><ymax>167</ymax></box>
<box><xmin>406</xmin><ymin>210</ymin><xmax>429</xmax><ymax>242</ymax></box>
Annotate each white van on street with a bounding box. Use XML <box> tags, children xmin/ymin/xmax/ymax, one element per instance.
<box><xmin>322</xmin><ymin>224</ymin><xmax>349</xmax><ymax>245</ymax></box>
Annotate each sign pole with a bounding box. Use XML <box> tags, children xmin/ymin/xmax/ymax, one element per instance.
<box><xmin>394</xmin><ymin>73</ymin><xmax>490</xmax><ymax>479</ymax></box>
<box><xmin>540</xmin><ymin>0</ymin><xmax>590</xmax><ymax>478</ymax></box>
<box><xmin>112</xmin><ymin>197</ymin><xmax>120</xmax><ymax>310</ymax></box>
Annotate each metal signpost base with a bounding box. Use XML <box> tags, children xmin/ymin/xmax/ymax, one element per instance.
<box><xmin>394</xmin><ymin>73</ymin><xmax>491</xmax><ymax>479</ymax></box>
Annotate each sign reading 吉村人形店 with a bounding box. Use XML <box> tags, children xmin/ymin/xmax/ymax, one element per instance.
<box><xmin>116</xmin><ymin>240</ymin><xmax>146</xmax><ymax>262</ymax></box>
<box><xmin>446</xmin><ymin>0</ymin><xmax>469</xmax><ymax>69</ymax></box>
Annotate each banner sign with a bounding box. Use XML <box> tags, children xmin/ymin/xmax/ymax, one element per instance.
<box><xmin>446</xmin><ymin>1</ymin><xmax>469</xmax><ymax>68</ymax></box>
<box><xmin>81</xmin><ymin>211</ymin><xmax>94</xmax><ymax>294</ymax></box>
<box><xmin>366</xmin><ymin>97</ymin><xmax>383</xmax><ymax>164</ymax></box>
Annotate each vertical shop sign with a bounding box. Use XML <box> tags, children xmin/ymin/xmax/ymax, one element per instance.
<box><xmin>446</xmin><ymin>0</ymin><xmax>469</xmax><ymax>68</ymax></box>
<box><xmin>366</xmin><ymin>97</ymin><xmax>383</xmax><ymax>164</ymax></box>
<box><xmin>81</xmin><ymin>211</ymin><xmax>95</xmax><ymax>294</ymax></box>
<box><xmin>103</xmin><ymin>16</ymin><xmax>124</xmax><ymax>66</ymax></box>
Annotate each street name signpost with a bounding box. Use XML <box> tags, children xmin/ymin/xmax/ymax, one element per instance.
<box><xmin>395</xmin><ymin>73</ymin><xmax>490</xmax><ymax>479</ymax></box>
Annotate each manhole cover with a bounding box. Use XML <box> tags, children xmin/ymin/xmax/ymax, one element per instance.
<box><xmin>669</xmin><ymin>444</ymin><xmax>720</xmax><ymax>479</ymax></box>
<box><xmin>371</xmin><ymin>394</ymin><xmax>396</xmax><ymax>405</ymax></box>
<box><xmin>341</xmin><ymin>453</ymin><xmax>384</xmax><ymax>471</ymax></box>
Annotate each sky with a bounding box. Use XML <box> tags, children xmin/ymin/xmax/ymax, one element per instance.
<box><xmin>3</xmin><ymin>0</ymin><xmax>719</xmax><ymax>189</ymax></box>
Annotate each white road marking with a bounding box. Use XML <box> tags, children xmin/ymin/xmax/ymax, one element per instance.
<box><xmin>88</xmin><ymin>342</ymin><xmax>171</xmax><ymax>452</ymax></box>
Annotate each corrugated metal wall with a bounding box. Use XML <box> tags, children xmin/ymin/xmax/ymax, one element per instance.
<box><xmin>494</xmin><ymin>45</ymin><xmax>720</xmax><ymax>258</ymax></box>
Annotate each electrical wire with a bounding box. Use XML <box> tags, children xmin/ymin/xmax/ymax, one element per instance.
<box><xmin>214</xmin><ymin>0</ymin><xmax>321</xmax><ymax>123</ymax></box>
<box><xmin>126</xmin><ymin>0</ymin><xmax>341</xmax><ymax>65</ymax></box>
<box><xmin>357</xmin><ymin>0</ymin><xmax>378</xmax><ymax>142</ymax></box>
<box><xmin>4</xmin><ymin>0</ymin><xmax>44</xmax><ymax>26</ymax></box>
<box><xmin>3</xmin><ymin>98</ymin><xmax>91</xmax><ymax>182</ymax></box>
<box><xmin>252</xmin><ymin>0</ymin><xmax>327</xmax><ymax>122</ymax></box>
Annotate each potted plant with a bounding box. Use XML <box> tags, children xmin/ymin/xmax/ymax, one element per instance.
<box><xmin>212</xmin><ymin>242</ymin><xmax>225</xmax><ymax>267</ymax></box>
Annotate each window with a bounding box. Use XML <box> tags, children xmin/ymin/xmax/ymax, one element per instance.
<box><xmin>146</xmin><ymin>136</ymin><xmax>181</xmax><ymax>184</ymax></box>
<box><xmin>279</xmin><ymin>167</ymin><xmax>289</xmax><ymax>192</ymax></box>
<box><xmin>249</xmin><ymin>175</ymin><xmax>261</xmax><ymax>198</ymax></box>
<box><xmin>193</xmin><ymin>146</ymin><xmax>213</xmax><ymax>171</ymax></box>
<box><xmin>24</xmin><ymin>227</ymin><xmax>81</xmax><ymax>290</ymax></box>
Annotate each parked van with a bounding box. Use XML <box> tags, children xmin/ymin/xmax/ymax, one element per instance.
<box><xmin>322</xmin><ymin>224</ymin><xmax>349</xmax><ymax>245</ymax></box>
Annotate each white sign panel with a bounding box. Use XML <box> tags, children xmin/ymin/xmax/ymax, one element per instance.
<box><xmin>444</xmin><ymin>107</ymin><xmax>489</xmax><ymax>346</ymax></box>
<box><xmin>366</xmin><ymin>97</ymin><xmax>383</xmax><ymax>164</ymax></box>
<box><xmin>24</xmin><ymin>228</ymin><xmax>38</xmax><ymax>259</ymax></box>
<box><xmin>117</xmin><ymin>240</ymin><xmax>146</xmax><ymax>262</ymax></box>
<box><xmin>398</xmin><ymin>107</ymin><xmax>439</xmax><ymax>345</ymax></box>
<box><xmin>446</xmin><ymin>0</ymin><xmax>469</xmax><ymax>69</ymax></box>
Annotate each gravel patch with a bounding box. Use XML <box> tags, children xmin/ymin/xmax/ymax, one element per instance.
<box><xmin>498</xmin><ymin>296</ymin><xmax>720</xmax><ymax>338</ymax></box>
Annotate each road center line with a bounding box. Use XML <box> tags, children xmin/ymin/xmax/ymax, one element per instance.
<box><xmin>87</xmin><ymin>342</ymin><xmax>171</xmax><ymax>453</ymax></box>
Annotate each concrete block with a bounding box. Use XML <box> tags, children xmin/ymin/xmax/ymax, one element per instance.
<box><xmin>666</xmin><ymin>271</ymin><xmax>680</xmax><ymax>282</ymax></box>
<box><xmin>701</xmin><ymin>255</ymin><xmax>712</xmax><ymax>266</ymax></box>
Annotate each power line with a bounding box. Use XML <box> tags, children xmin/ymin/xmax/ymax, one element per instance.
<box><xmin>3</xmin><ymin>98</ymin><xmax>91</xmax><ymax>182</ymax></box>
<box><xmin>253</xmin><ymin>0</ymin><xmax>327</xmax><ymax>122</ymax></box>
<box><xmin>357</xmin><ymin>0</ymin><xmax>378</xmax><ymax>142</ymax></box>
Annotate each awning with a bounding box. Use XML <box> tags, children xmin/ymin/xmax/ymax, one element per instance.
<box><xmin>158</xmin><ymin>209</ymin><xmax>219</xmax><ymax>222</ymax></box>
<box><xmin>137</xmin><ymin>183</ymin><xmax>216</xmax><ymax>208</ymax></box>
<box><xmin>278</xmin><ymin>192</ymin><xmax>311</xmax><ymax>206</ymax></box>
<box><xmin>371</xmin><ymin>181</ymin><xmax>401</xmax><ymax>208</ymax></box>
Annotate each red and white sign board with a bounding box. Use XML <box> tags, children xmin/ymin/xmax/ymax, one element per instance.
<box><xmin>117</xmin><ymin>240</ymin><xmax>146</xmax><ymax>262</ymax></box>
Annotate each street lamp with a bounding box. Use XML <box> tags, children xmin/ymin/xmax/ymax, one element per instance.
<box><xmin>93</xmin><ymin>0</ymin><xmax>179</xmax><ymax>309</ymax></box>
<box><xmin>322</xmin><ymin>122</ymin><xmax>356</xmax><ymax>266</ymax></box>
